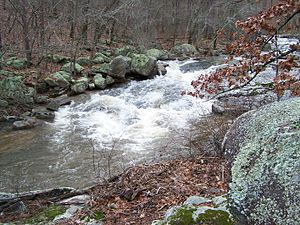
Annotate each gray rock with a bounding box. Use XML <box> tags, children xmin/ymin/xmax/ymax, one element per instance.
<box><xmin>171</xmin><ymin>43</ymin><xmax>197</xmax><ymax>56</ymax></box>
<box><xmin>0</xmin><ymin>99</ymin><xmax>8</xmax><ymax>107</ymax></box>
<box><xmin>12</xmin><ymin>118</ymin><xmax>40</xmax><ymax>130</ymax></box>
<box><xmin>45</xmin><ymin>95</ymin><xmax>72</xmax><ymax>111</ymax></box>
<box><xmin>157</xmin><ymin>62</ymin><xmax>168</xmax><ymax>76</ymax></box>
<box><xmin>46</xmin><ymin>100</ymin><xmax>60</xmax><ymax>111</ymax></box>
<box><xmin>130</xmin><ymin>54</ymin><xmax>158</xmax><ymax>77</ymax></box>
<box><xmin>53</xmin><ymin>205</ymin><xmax>81</xmax><ymax>222</ymax></box>
<box><xmin>59</xmin><ymin>194</ymin><xmax>90</xmax><ymax>205</ymax></box>
<box><xmin>55</xmin><ymin>94</ymin><xmax>72</xmax><ymax>106</ymax></box>
<box><xmin>2</xmin><ymin>201</ymin><xmax>27</xmax><ymax>214</ymax></box>
<box><xmin>105</xmin><ymin>76</ymin><xmax>115</xmax><ymax>85</ymax></box>
<box><xmin>223</xmin><ymin>97</ymin><xmax>300</xmax><ymax>225</ymax></box>
<box><xmin>110</xmin><ymin>56</ymin><xmax>131</xmax><ymax>79</ymax></box>
<box><xmin>35</xmin><ymin>95</ymin><xmax>49</xmax><ymax>104</ymax></box>
<box><xmin>32</xmin><ymin>108</ymin><xmax>55</xmax><ymax>120</ymax></box>
<box><xmin>184</xmin><ymin>196</ymin><xmax>211</xmax><ymax>206</ymax></box>
<box><xmin>212</xmin><ymin>100</ymin><xmax>248</xmax><ymax>116</ymax></box>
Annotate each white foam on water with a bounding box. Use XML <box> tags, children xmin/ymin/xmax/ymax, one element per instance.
<box><xmin>53</xmin><ymin>59</ymin><xmax>217</xmax><ymax>154</ymax></box>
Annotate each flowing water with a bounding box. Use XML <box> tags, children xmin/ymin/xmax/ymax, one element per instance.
<box><xmin>0</xmin><ymin>57</ymin><xmax>225</xmax><ymax>193</ymax></box>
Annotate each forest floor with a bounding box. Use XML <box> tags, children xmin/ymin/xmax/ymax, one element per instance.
<box><xmin>0</xmin><ymin>156</ymin><xmax>228</xmax><ymax>225</ymax></box>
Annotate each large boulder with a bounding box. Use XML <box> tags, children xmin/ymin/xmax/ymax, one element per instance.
<box><xmin>61</xmin><ymin>62</ymin><xmax>84</xmax><ymax>74</ymax></box>
<box><xmin>110</xmin><ymin>56</ymin><xmax>131</xmax><ymax>79</ymax></box>
<box><xmin>223</xmin><ymin>98</ymin><xmax>300</xmax><ymax>224</ymax></box>
<box><xmin>6</xmin><ymin>57</ymin><xmax>28</xmax><ymax>69</ymax></box>
<box><xmin>130</xmin><ymin>54</ymin><xmax>158</xmax><ymax>77</ymax></box>
<box><xmin>171</xmin><ymin>43</ymin><xmax>197</xmax><ymax>56</ymax></box>
<box><xmin>44</xmin><ymin>71</ymin><xmax>71</xmax><ymax>88</ymax></box>
<box><xmin>0</xmin><ymin>76</ymin><xmax>35</xmax><ymax>104</ymax></box>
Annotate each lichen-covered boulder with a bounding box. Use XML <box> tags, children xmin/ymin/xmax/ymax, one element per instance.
<box><xmin>0</xmin><ymin>76</ymin><xmax>35</xmax><ymax>104</ymax></box>
<box><xmin>171</xmin><ymin>44</ymin><xmax>197</xmax><ymax>56</ymax></box>
<box><xmin>146</xmin><ymin>49</ymin><xmax>168</xmax><ymax>60</ymax></box>
<box><xmin>110</xmin><ymin>56</ymin><xmax>131</xmax><ymax>79</ymax></box>
<box><xmin>223</xmin><ymin>97</ymin><xmax>300</xmax><ymax>225</ymax></box>
<box><xmin>130</xmin><ymin>54</ymin><xmax>158</xmax><ymax>77</ymax></box>
<box><xmin>93</xmin><ymin>74</ymin><xmax>107</xmax><ymax>89</ymax></box>
<box><xmin>152</xmin><ymin>195</ymin><xmax>233</xmax><ymax>225</ymax></box>
<box><xmin>44</xmin><ymin>71</ymin><xmax>71</xmax><ymax>88</ymax></box>
<box><xmin>6</xmin><ymin>57</ymin><xmax>28</xmax><ymax>69</ymax></box>
<box><xmin>61</xmin><ymin>62</ymin><xmax>84</xmax><ymax>74</ymax></box>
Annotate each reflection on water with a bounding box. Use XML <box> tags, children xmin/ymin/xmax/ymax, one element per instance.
<box><xmin>0</xmin><ymin>57</ymin><xmax>225</xmax><ymax>192</ymax></box>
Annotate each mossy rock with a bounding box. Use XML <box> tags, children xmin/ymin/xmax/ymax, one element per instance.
<box><xmin>61</xmin><ymin>62</ymin><xmax>84</xmax><ymax>74</ymax></box>
<box><xmin>130</xmin><ymin>53</ymin><xmax>158</xmax><ymax>77</ymax></box>
<box><xmin>93</xmin><ymin>52</ymin><xmax>111</xmax><ymax>64</ymax></box>
<box><xmin>44</xmin><ymin>71</ymin><xmax>71</xmax><ymax>88</ymax></box>
<box><xmin>93</xmin><ymin>74</ymin><xmax>106</xmax><ymax>89</ymax></box>
<box><xmin>224</xmin><ymin>97</ymin><xmax>300</xmax><ymax>224</ymax></box>
<box><xmin>0</xmin><ymin>70</ymin><xmax>19</xmax><ymax>77</ymax></box>
<box><xmin>24</xmin><ymin>205</ymin><xmax>66</xmax><ymax>224</ymax></box>
<box><xmin>146</xmin><ymin>49</ymin><xmax>168</xmax><ymax>60</ymax></box>
<box><xmin>153</xmin><ymin>206</ymin><xmax>233</xmax><ymax>225</ymax></box>
<box><xmin>77</xmin><ymin>56</ymin><xmax>92</xmax><ymax>66</ymax></box>
<box><xmin>0</xmin><ymin>76</ymin><xmax>35</xmax><ymax>104</ymax></box>
<box><xmin>152</xmin><ymin>195</ymin><xmax>234</xmax><ymax>225</ymax></box>
<box><xmin>115</xmin><ymin>45</ymin><xmax>137</xmax><ymax>57</ymax></box>
<box><xmin>6</xmin><ymin>57</ymin><xmax>28</xmax><ymax>69</ymax></box>
<box><xmin>47</xmin><ymin>54</ymin><xmax>70</xmax><ymax>64</ymax></box>
<box><xmin>71</xmin><ymin>77</ymin><xmax>89</xmax><ymax>94</ymax></box>
<box><xmin>171</xmin><ymin>44</ymin><xmax>197</xmax><ymax>56</ymax></box>
<box><xmin>92</xmin><ymin>63</ymin><xmax>112</xmax><ymax>75</ymax></box>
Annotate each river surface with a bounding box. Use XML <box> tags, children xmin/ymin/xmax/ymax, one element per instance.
<box><xmin>0</xmin><ymin>57</ymin><xmax>225</xmax><ymax>193</ymax></box>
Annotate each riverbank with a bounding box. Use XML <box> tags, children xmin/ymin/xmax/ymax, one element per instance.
<box><xmin>0</xmin><ymin>156</ymin><xmax>228</xmax><ymax>224</ymax></box>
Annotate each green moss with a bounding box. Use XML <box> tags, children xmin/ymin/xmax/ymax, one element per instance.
<box><xmin>93</xmin><ymin>210</ymin><xmax>105</xmax><ymax>221</ymax></box>
<box><xmin>195</xmin><ymin>209</ymin><xmax>234</xmax><ymax>225</ymax></box>
<box><xmin>24</xmin><ymin>205</ymin><xmax>66</xmax><ymax>224</ymax></box>
<box><xmin>167</xmin><ymin>207</ymin><xmax>197</xmax><ymax>225</ymax></box>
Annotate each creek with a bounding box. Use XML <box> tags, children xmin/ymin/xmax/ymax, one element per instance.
<box><xmin>0</xmin><ymin>57</ymin><xmax>225</xmax><ymax>193</ymax></box>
